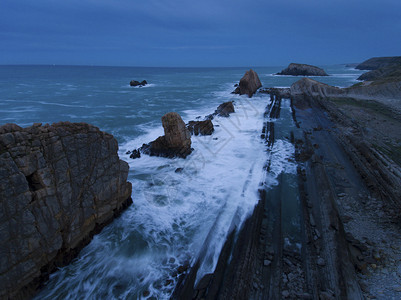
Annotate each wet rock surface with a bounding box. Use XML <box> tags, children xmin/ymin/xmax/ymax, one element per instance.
<box><xmin>140</xmin><ymin>112</ymin><xmax>192</xmax><ymax>158</ymax></box>
<box><xmin>276</xmin><ymin>63</ymin><xmax>329</xmax><ymax>76</ymax></box>
<box><xmin>0</xmin><ymin>122</ymin><xmax>132</xmax><ymax>299</ymax></box>
<box><xmin>187</xmin><ymin>120</ymin><xmax>214</xmax><ymax>136</ymax></box>
<box><xmin>130</xmin><ymin>80</ymin><xmax>147</xmax><ymax>87</ymax></box>
<box><xmin>232</xmin><ymin>69</ymin><xmax>262</xmax><ymax>97</ymax></box>
<box><xmin>173</xmin><ymin>81</ymin><xmax>401</xmax><ymax>299</ymax></box>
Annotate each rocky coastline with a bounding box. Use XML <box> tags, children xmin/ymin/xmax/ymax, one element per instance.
<box><xmin>0</xmin><ymin>122</ymin><xmax>132</xmax><ymax>299</ymax></box>
<box><xmin>173</xmin><ymin>58</ymin><xmax>401</xmax><ymax>299</ymax></box>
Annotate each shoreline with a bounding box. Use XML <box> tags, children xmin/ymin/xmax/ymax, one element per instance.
<box><xmin>173</xmin><ymin>84</ymin><xmax>401</xmax><ymax>299</ymax></box>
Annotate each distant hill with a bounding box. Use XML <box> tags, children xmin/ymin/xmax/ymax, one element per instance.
<box><xmin>355</xmin><ymin>56</ymin><xmax>401</xmax><ymax>70</ymax></box>
<box><xmin>356</xmin><ymin>56</ymin><xmax>401</xmax><ymax>81</ymax></box>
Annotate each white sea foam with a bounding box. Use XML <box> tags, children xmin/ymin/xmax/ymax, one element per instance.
<box><xmin>34</xmin><ymin>87</ymin><xmax>299</xmax><ymax>300</ymax></box>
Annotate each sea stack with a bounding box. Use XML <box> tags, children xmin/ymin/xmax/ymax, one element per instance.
<box><xmin>276</xmin><ymin>63</ymin><xmax>328</xmax><ymax>76</ymax></box>
<box><xmin>140</xmin><ymin>112</ymin><xmax>192</xmax><ymax>158</ymax></box>
<box><xmin>0</xmin><ymin>122</ymin><xmax>132</xmax><ymax>299</ymax></box>
<box><xmin>232</xmin><ymin>69</ymin><xmax>262</xmax><ymax>97</ymax></box>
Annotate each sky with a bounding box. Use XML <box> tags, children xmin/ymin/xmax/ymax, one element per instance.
<box><xmin>1</xmin><ymin>0</ymin><xmax>401</xmax><ymax>67</ymax></box>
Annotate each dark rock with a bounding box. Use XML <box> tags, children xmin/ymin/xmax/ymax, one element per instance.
<box><xmin>140</xmin><ymin>112</ymin><xmax>192</xmax><ymax>158</ymax></box>
<box><xmin>232</xmin><ymin>69</ymin><xmax>262</xmax><ymax>97</ymax></box>
<box><xmin>215</xmin><ymin>101</ymin><xmax>235</xmax><ymax>117</ymax></box>
<box><xmin>187</xmin><ymin>120</ymin><xmax>214</xmax><ymax>135</ymax></box>
<box><xmin>175</xmin><ymin>168</ymin><xmax>184</xmax><ymax>173</ymax></box>
<box><xmin>0</xmin><ymin>122</ymin><xmax>132</xmax><ymax>300</ymax></box>
<box><xmin>143</xmin><ymin>290</ymin><xmax>150</xmax><ymax>297</ymax></box>
<box><xmin>130</xmin><ymin>80</ymin><xmax>148</xmax><ymax>87</ymax></box>
<box><xmin>277</xmin><ymin>63</ymin><xmax>328</xmax><ymax>76</ymax></box>
<box><xmin>129</xmin><ymin>149</ymin><xmax>141</xmax><ymax>159</ymax></box>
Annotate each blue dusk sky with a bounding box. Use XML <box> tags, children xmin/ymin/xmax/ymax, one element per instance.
<box><xmin>1</xmin><ymin>0</ymin><xmax>400</xmax><ymax>67</ymax></box>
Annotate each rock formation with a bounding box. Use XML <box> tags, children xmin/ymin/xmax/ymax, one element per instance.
<box><xmin>276</xmin><ymin>63</ymin><xmax>328</xmax><ymax>76</ymax></box>
<box><xmin>0</xmin><ymin>122</ymin><xmax>132</xmax><ymax>299</ymax></box>
<box><xmin>140</xmin><ymin>112</ymin><xmax>192</xmax><ymax>158</ymax></box>
<box><xmin>232</xmin><ymin>69</ymin><xmax>262</xmax><ymax>97</ymax></box>
<box><xmin>215</xmin><ymin>101</ymin><xmax>235</xmax><ymax>117</ymax></box>
<box><xmin>290</xmin><ymin>78</ymin><xmax>343</xmax><ymax>98</ymax></box>
<box><xmin>187</xmin><ymin>120</ymin><xmax>214</xmax><ymax>136</ymax></box>
<box><xmin>130</xmin><ymin>80</ymin><xmax>147</xmax><ymax>87</ymax></box>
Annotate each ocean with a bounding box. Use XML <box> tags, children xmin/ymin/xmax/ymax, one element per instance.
<box><xmin>0</xmin><ymin>65</ymin><xmax>364</xmax><ymax>299</ymax></box>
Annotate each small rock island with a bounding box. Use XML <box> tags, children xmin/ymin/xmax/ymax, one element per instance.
<box><xmin>276</xmin><ymin>63</ymin><xmax>328</xmax><ymax>76</ymax></box>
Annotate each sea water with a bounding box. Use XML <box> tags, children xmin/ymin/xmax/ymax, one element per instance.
<box><xmin>0</xmin><ymin>65</ymin><xmax>364</xmax><ymax>299</ymax></box>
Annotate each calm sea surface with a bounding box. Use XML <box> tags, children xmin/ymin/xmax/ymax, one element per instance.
<box><xmin>0</xmin><ymin>65</ymin><xmax>364</xmax><ymax>299</ymax></box>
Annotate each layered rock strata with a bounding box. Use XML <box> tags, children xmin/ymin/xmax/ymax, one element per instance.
<box><xmin>0</xmin><ymin>122</ymin><xmax>132</xmax><ymax>299</ymax></box>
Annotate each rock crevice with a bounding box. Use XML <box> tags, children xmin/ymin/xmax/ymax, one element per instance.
<box><xmin>0</xmin><ymin>122</ymin><xmax>132</xmax><ymax>299</ymax></box>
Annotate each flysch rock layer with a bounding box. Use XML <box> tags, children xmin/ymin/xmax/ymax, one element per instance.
<box><xmin>0</xmin><ymin>122</ymin><xmax>132</xmax><ymax>299</ymax></box>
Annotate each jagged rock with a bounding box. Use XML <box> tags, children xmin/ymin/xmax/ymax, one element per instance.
<box><xmin>140</xmin><ymin>112</ymin><xmax>192</xmax><ymax>158</ymax></box>
<box><xmin>277</xmin><ymin>63</ymin><xmax>328</xmax><ymax>76</ymax></box>
<box><xmin>129</xmin><ymin>149</ymin><xmax>141</xmax><ymax>159</ymax></box>
<box><xmin>232</xmin><ymin>69</ymin><xmax>262</xmax><ymax>97</ymax></box>
<box><xmin>187</xmin><ymin>120</ymin><xmax>214</xmax><ymax>135</ymax></box>
<box><xmin>215</xmin><ymin>101</ymin><xmax>235</xmax><ymax>117</ymax></box>
<box><xmin>0</xmin><ymin>122</ymin><xmax>132</xmax><ymax>300</ymax></box>
<box><xmin>130</xmin><ymin>80</ymin><xmax>147</xmax><ymax>87</ymax></box>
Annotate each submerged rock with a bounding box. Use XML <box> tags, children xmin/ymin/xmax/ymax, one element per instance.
<box><xmin>232</xmin><ymin>69</ymin><xmax>262</xmax><ymax>97</ymax></box>
<box><xmin>187</xmin><ymin>120</ymin><xmax>214</xmax><ymax>135</ymax></box>
<box><xmin>277</xmin><ymin>63</ymin><xmax>328</xmax><ymax>76</ymax></box>
<box><xmin>130</xmin><ymin>80</ymin><xmax>147</xmax><ymax>87</ymax></box>
<box><xmin>140</xmin><ymin>112</ymin><xmax>192</xmax><ymax>158</ymax></box>
<box><xmin>0</xmin><ymin>122</ymin><xmax>132</xmax><ymax>299</ymax></box>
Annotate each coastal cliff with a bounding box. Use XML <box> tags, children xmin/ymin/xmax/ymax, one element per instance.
<box><xmin>0</xmin><ymin>122</ymin><xmax>132</xmax><ymax>299</ymax></box>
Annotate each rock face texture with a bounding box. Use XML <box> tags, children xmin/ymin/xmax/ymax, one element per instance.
<box><xmin>130</xmin><ymin>80</ymin><xmax>147</xmax><ymax>87</ymax></box>
<box><xmin>277</xmin><ymin>63</ymin><xmax>328</xmax><ymax>76</ymax></box>
<box><xmin>233</xmin><ymin>69</ymin><xmax>262</xmax><ymax>97</ymax></box>
<box><xmin>187</xmin><ymin>120</ymin><xmax>214</xmax><ymax>136</ymax></box>
<box><xmin>290</xmin><ymin>78</ymin><xmax>344</xmax><ymax>98</ymax></box>
<box><xmin>355</xmin><ymin>56</ymin><xmax>401</xmax><ymax>70</ymax></box>
<box><xmin>0</xmin><ymin>122</ymin><xmax>132</xmax><ymax>299</ymax></box>
<box><xmin>140</xmin><ymin>112</ymin><xmax>192</xmax><ymax>158</ymax></box>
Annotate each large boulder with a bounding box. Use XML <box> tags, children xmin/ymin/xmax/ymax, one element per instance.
<box><xmin>140</xmin><ymin>112</ymin><xmax>192</xmax><ymax>158</ymax></box>
<box><xmin>130</xmin><ymin>80</ymin><xmax>147</xmax><ymax>87</ymax></box>
<box><xmin>232</xmin><ymin>69</ymin><xmax>262</xmax><ymax>97</ymax></box>
<box><xmin>187</xmin><ymin>120</ymin><xmax>214</xmax><ymax>136</ymax></box>
<box><xmin>0</xmin><ymin>122</ymin><xmax>132</xmax><ymax>299</ymax></box>
<box><xmin>215</xmin><ymin>101</ymin><xmax>235</xmax><ymax>117</ymax></box>
<box><xmin>276</xmin><ymin>63</ymin><xmax>328</xmax><ymax>76</ymax></box>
